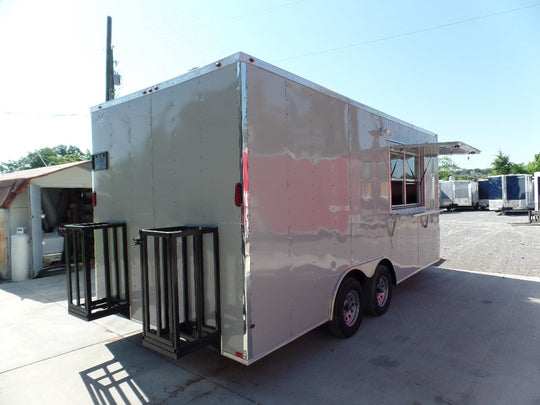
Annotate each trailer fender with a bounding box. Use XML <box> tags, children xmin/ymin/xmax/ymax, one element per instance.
<box><xmin>328</xmin><ymin>257</ymin><xmax>394</xmax><ymax>321</ymax></box>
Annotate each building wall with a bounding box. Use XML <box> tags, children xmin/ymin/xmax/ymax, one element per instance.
<box><xmin>32</xmin><ymin>165</ymin><xmax>91</xmax><ymax>188</ymax></box>
<box><xmin>8</xmin><ymin>188</ymin><xmax>30</xmax><ymax>235</ymax></box>
<box><xmin>0</xmin><ymin>189</ymin><xmax>30</xmax><ymax>280</ymax></box>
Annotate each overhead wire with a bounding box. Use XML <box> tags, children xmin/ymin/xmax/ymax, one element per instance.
<box><xmin>274</xmin><ymin>2</ymin><xmax>540</xmax><ymax>63</ymax></box>
<box><xmin>1</xmin><ymin>2</ymin><xmax>537</xmax><ymax>118</ymax></box>
<box><xmin>0</xmin><ymin>111</ymin><xmax>89</xmax><ymax>117</ymax></box>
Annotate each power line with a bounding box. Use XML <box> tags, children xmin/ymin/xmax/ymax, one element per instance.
<box><xmin>0</xmin><ymin>111</ymin><xmax>88</xmax><ymax>117</ymax></box>
<box><xmin>163</xmin><ymin>0</ymin><xmax>306</xmax><ymax>35</ymax></box>
<box><xmin>275</xmin><ymin>3</ymin><xmax>540</xmax><ymax>63</ymax></box>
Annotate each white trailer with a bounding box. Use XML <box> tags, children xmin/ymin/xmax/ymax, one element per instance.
<box><xmin>534</xmin><ymin>172</ymin><xmax>540</xmax><ymax>212</ymax></box>
<box><xmin>84</xmin><ymin>52</ymin><xmax>478</xmax><ymax>365</ymax></box>
<box><xmin>454</xmin><ymin>180</ymin><xmax>478</xmax><ymax>208</ymax></box>
<box><xmin>438</xmin><ymin>179</ymin><xmax>479</xmax><ymax>210</ymax></box>
<box><xmin>487</xmin><ymin>174</ymin><xmax>534</xmax><ymax>212</ymax></box>
<box><xmin>439</xmin><ymin>180</ymin><xmax>454</xmax><ymax>209</ymax></box>
<box><xmin>531</xmin><ymin>172</ymin><xmax>540</xmax><ymax>222</ymax></box>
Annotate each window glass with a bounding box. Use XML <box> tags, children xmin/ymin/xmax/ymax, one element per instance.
<box><xmin>390</xmin><ymin>150</ymin><xmax>423</xmax><ymax>207</ymax></box>
<box><xmin>405</xmin><ymin>156</ymin><xmax>418</xmax><ymax>204</ymax></box>
<box><xmin>405</xmin><ymin>156</ymin><xmax>416</xmax><ymax>180</ymax></box>
<box><xmin>391</xmin><ymin>152</ymin><xmax>404</xmax><ymax>205</ymax></box>
<box><xmin>391</xmin><ymin>153</ymin><xmax>404</xmax><ymax>180</ymax></box>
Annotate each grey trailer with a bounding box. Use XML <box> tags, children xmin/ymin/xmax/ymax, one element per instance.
<box><xmin>453</xmin><ymin>180</ymin><xmax>478</xmax><ymax>208</ymax></box>
<box><xmin>439</xmin><ymin>180</ymin><xmax>453</xmax><ymax>209</ymax></box>
<box><xmin>438</xmin><ymin>179</ymin><xmax>478</xmax><ymax>210</ymax></box>
<box><xmin>478</xmin><ymin>179</ymin><xmax>489</xmax><ymax>209</ymax></box>
<box><xmin>86</xmin><ymin>52</ymin><xmax>479</xmax><ymax>365</ymax></box>
<box><xmin>488</xmin><ymin>174</ymin><xmax>534</xmax><ymax>212</ymax></box>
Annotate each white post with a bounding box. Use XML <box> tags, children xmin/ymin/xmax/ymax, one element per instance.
<box><xmin>29</xmin><ymin>184</ymin><xmax>42</xmax><ymax>278</ymax></box>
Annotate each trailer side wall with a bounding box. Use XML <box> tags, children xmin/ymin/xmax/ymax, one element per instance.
<box><xmin>244</xmin><ymin>63</ymin><xmax>439</xmax><ymax>361</ymax></box>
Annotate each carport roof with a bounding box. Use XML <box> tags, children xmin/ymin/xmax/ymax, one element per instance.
<box><xmin>0</xmin><ymin>161</ymin><xmax>90</xmax><ymax>209</ymax></box>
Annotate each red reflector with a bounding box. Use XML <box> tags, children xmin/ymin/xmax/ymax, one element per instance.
<box><xmin>92</xmin><ymin>192</ymin><xmax>97</xmax><ymax>207</ymax></box>
<box><xmin>235</xmin><ymin>351</ymin><xmax>244</xmax><ymax>359</ymax></box>
<box><xmin>248</xmin><ymin>58</ymin><xmax>254</xmax><ymax>63</ymax></box>
<box><xmin>235</xmin><ymin>183</ymin><xmax>243</xmax><ymax>207</ymax></box>
<box><xmin>216</xmin><ymin>62</ymin><xmax>222</xmax><ymax>67</ymax></box>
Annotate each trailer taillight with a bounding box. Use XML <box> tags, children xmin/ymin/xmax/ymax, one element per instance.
<box><xmin>92</xmin><ymin>192</ymin><xmax>97</xmax><ymax>207</ymax></box>
<box><xmin>235</xmin><ymin>183</ymin><xmax>243</xmax><ymax>207</ymax></box>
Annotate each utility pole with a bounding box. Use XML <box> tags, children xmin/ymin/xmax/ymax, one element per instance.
<box><xmin>105</xmin><ymin>16</ymin><xmax>114</xmax><ymax>101</ymax></box>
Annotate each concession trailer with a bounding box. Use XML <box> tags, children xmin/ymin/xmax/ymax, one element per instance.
<box><xmin>64</xmin><ymin>52</ymin><xmax>479</xmax><ymax>365</ymax></box>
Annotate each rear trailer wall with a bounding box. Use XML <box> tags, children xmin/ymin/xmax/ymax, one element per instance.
<box><xmin>91</xmin><ymin>63</ymin><xmax>246</xmax><ymax>360</ymax></box>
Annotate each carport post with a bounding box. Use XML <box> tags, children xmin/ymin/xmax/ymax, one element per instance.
<box><xmin>29</xmin><ymin>184</ymin><xmax>42</xmax><ymax>278</ymax></box>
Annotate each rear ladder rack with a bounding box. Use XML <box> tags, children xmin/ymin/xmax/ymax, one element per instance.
<box><xmin>137</xmin><ymin>226</ymin><xmax>220</xmax><ymax>359</ymax></box>
<box><xmin>63</xmin><ymin>222</ymin><xmax>130</xmax><ymax>321</ymax></box>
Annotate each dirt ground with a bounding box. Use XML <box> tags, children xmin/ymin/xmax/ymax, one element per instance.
<box><xmin>439</xmin><ymin>209</ymin><xmax>540</xmax><ymax>278</ymax></box>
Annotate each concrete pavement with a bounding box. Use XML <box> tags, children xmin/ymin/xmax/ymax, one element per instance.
<box><xmin>1</xmin><ymin>267</ymin><xmax>540</xmax><ymax>404</ymax></box>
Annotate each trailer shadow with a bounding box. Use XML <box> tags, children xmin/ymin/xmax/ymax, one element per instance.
<box><xmin>79</xmin><ymin>334</ymin><xmax>256</xmax><ymax>404</ymax></box>
<box><xmin>83</xmin><ymin>266</ymin><xmax>540</xmax><ymax>404</ymax></box>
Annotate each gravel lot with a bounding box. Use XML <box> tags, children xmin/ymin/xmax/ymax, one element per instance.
<box><xmin>439</xmin><ymin>209</ymin><xmax>540</xmax><ymax>278</ymax></box>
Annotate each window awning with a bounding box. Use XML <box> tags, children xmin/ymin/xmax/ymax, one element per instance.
<box><xmin>390</xmin><ymin>141</ymin><xmax>480</xmax><ymax>157</ymax></box>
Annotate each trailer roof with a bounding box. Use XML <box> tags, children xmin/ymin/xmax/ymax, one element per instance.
<box><xmin>91</xmin><ymin>52</ymin><xmax>437</xmax><ymax>137</ymax></box>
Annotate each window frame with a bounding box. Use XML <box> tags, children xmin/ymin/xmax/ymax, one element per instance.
<box><xmin>390</xmin><ymin>149</ymin><xmax>425</xmax><ymax>209</ymax></box>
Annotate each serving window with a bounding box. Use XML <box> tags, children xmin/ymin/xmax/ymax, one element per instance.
<box><xmin>388</xmin><ymin>140</ymin><xmax>479</xmax><ymax>212</ymax></box>
<box><xmin>390</xmin><ymin>150</ymin><xmax>423</xmax><ymax>207</ymax></box>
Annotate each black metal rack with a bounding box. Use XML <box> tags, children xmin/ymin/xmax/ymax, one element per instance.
<box><xmin>63</xmin><ymin>222</ymin><xmax>130</xmax><ymax>321</ymax></box>
<box><xmin>137</xmin><ymin>226</ymin><xmax>220</xmax><ymax>360</ymax></box>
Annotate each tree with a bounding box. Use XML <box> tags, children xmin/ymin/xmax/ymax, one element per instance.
<box><xmin>491</xmin><ymin>150</ymin><xmax>513</xmax><ymax>175</ymax></box>
<box><xmin>0</xmin><ymin>145</ymin><xmax>90</xmax><ymax>174</ymax></box>
<box><xmin>510</xmin><ymin>162</ymin><xmax>526</xmax><ymax>174</ymax></box>
<box><xmin>525</xmin><ymin>153</ymin><xmax>540</xmax><ymax>174</ymax></box>
<box><xmin>438</xmin><ymin>156</ymin><xmax>460</xmax><ymax>180</ymax></box>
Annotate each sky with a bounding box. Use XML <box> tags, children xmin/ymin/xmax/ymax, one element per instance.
<box><xmin>0</xmin><ymin>0</ymin><xmax>538</xmax><ymax>170</ymax></box>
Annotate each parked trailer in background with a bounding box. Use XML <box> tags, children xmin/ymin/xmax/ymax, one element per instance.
<box><xmin>73</xmin><ymin>52</ymin><xmax>479</xmax><ymax>366</ymax></box>
<box><xmin>438</xmin><ymin>179</ymin><xmax>478</xmax><ymax>210</ymax></box>
<box><xmin>439</xmin><ymin>180</ymin><xmax>453</xmax><ymax>209</ymax></box>
<box><xmin>478</xmin><ymin>179</ymin><xmax>489</xmax><ymax>209</ymax></box>
<box><xmin>534</xmin><ymin>172</ymin><xmax>540</xmax><ymax>212</ymax></box>
<box><xmin>488</xmin><ymin>174</ymin><xmax>534</xmax><ymax>212</ymax></box>
<box><xmin>531</xmin><ymin>172</ymin><xmax>540</xmax><ymax>222</ymax></box>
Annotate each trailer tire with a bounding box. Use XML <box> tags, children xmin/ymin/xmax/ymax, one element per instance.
<box><xmin>365</xmin><ymin>264</ymin><xmax>392</xmax><ymax>316</ymax></box>
<box><xmin>328</xmin><ymin>277</ymin><xmax>364</xmax><ymax>338</ymax></box>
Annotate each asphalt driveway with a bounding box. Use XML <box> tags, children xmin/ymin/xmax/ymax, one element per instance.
<box><xmin>1</xmin><ymin>210</ymin><xmax>539</xmax><ymax>404</ymax></box>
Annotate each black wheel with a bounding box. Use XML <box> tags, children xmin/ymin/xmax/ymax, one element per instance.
<box><xmin>328</xmin><ymin>278</ymin><xmax>364</xmax><ymax>338</ymax></box>
<box><xmin>365</xmin><ymin>264</ymin><xmax>393</xmax><ymax>316</ymax></box>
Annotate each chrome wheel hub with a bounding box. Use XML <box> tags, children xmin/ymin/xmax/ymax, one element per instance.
<box><xmin>343</xmin><ymin>290</ymin><xmax>360</xmax><ymax>326</ymax></box>
<box><xmin>376</xmin><ymin>276</ymin><xmax>389</xmax><ymax>307</ymax></box>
